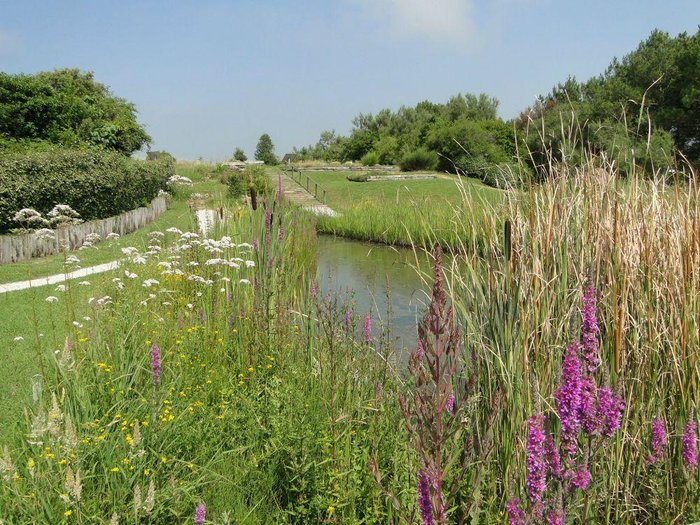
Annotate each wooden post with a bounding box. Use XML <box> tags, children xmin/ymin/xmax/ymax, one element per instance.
<box><xmin>314</xmin><ymin>182</ymin><xmax>318</xmax><ymax>198</ymax></box>
<box><xmin>306</xmin><ymin>176</ymin><xmax>310</xmax><ymax>191</ymax></box>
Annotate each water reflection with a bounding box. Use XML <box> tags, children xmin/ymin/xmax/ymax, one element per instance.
<box><xmin>316</xmin><ymin>235</ymin><xmax>433</xmax><ymax>350</ymax></box>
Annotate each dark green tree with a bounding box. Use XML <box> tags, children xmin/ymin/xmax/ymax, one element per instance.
<box><xmin>233</xmin><ymin>147</ymin><xmax>247</xmax><ymax>161</ymax></box>
<box><xmin>0</xmin><ymin>69</ymin><xmax>151</xmax><ymax>154</ymax></box>
<box><xmin>254</xmin><ymin>134</ymin><xmax>277</xmax><ymax>164</ymax></box>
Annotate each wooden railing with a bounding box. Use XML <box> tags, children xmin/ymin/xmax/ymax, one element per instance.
<box><xmin>283</xmin><ymin>166</ymin><xmax>327</xmax><ymax>204</ymax></box>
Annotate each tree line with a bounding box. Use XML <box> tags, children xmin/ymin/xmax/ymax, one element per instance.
<box><xmin>293</xmin><ymin>28</ymin><xmax>699</xmax><ymax>183</ymax></box>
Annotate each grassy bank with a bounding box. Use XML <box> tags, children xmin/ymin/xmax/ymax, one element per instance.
<box><xmin>0</xmin><ymin>163</ymin><xmax>230</xmax><ymax>443</ymax></box>
<box><xmin>308</xmin><ymin>170</ymin><xmax>506</xmax><ymax>250</ymax></box>
<box><xmin>0</xmin><ymin>163</ymin><xmax>228</xmax><ymax>285</ymax></box>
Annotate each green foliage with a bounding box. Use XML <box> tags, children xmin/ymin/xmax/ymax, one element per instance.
<box><xmin>146</xmin><ymin>150</ymin><xmax>175</xmax><ymax>162</ymax></box>
<box><xmin>254</xmin><ymin>134</ymin><xmax>278</xmax><ymax>165</ymax></box>
<box><xmin>0</xmin><ymin>69</ymin><xmax>151</xmax><ymax>154</ymax></box>
<box><xmin>232</xmin><ymin>147</ymin><xmax>247</xmax><ymax>162</ymax></box>
<box><xmin>360</xmin><ymin>151</ymin><xmax>379</xmax><ymax>166</ymax></box>
<box><xmin>518</xmin><ymin>28</ymin><xmax>699</xmax><ymax>171</ymax></box>
<box><xmin>0</xmin><ymin>149</ymin><xmax>172</xmax><ymax>233</ymax></box>
<box><xmin>398</xmin><ymin>148</ymin><xmax>438</xmax><ymax>171</ymax></box>
<box><xmin>346</xmin><ymin>173</ymin><xmax>369</xmax><ymax>182</ymax></box>
<box><xmin>227</xmin><ymin>165</ymin><xmax>271</xmax><ymax>198</ymax></box>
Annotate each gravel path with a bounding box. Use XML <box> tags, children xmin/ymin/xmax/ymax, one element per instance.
<box><xmin>0</xmin><ymin>261</ymin><xmax>121</xmax><ymax>294</ymax></box>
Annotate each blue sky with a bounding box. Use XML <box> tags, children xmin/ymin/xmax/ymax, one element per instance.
<box><xmin>1</xmin><ymin>0</ymin><xmax>699</xmax><ymax>160</ymax></box>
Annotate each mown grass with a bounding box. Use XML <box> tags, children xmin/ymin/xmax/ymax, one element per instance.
<box><xmin>308</xmin><ymin>170</ymin><xmax>506</xmax><ymax>250</ymax></box>
<box><xmin>0</xmin><ymin>163</ymin><xmax>228</xmax><ymax>285</ymax></box>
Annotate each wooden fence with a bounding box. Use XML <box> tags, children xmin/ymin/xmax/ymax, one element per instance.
<box><xmin>0</xmin><ymin>196</ymin><xmax>168</xmax><ymax>264</ymax></box>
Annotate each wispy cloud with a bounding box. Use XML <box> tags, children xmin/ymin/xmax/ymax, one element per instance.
<box><xmin>357</xmin><ymin>0</ymin><xmax>477</xmax><ymax>49</ymax></box>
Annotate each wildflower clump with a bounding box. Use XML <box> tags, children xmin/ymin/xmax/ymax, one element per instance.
<box><xmin>513</xmin><ymin>285</ymin><xmax>626</xmax><ymax>522</ymax></box>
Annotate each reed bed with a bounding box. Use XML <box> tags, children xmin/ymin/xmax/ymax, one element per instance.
<box><xmin>444</xmin><ymin>155</ymin><xmax>700</xmax><ymax>522</ymax></box>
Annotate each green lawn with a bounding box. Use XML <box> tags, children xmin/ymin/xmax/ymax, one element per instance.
<box><xmin>309</xmin><ymin>170</ymin><xmax>506</xmax><ymax>249</ymax></box>
<box><xmin>0</xmin><ymin>163</ymin><xmax>230</xmax><ymax>285</ymax></box>
<box><xmin>0</xmin><ymin>162</ymin><xmax>230</xmax><ymax>441</ymax></box>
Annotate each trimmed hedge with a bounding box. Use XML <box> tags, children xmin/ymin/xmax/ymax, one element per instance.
<box><xmin>0</xmin><ymin>149</ymin><xmax>173</xmax><ymax>233</ymax></box>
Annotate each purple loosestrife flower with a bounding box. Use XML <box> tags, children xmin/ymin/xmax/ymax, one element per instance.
<box><xmin>194</xmin><ymin>502</ymin><xmax>206</xmax><ymax>524</ymax></box>
<box><xmin>554</xmin><ymin>341</ymin><xmax>582</xmax><ymax>455</ymax></box>
<box><xmin>416</xmin><ymin>340</ymin><xmax>425</xmax><ymax>359</ymax></box>
<box><xmin>505</xmin><ymin>499</ymin><xmax>526</xmax><ymax>525</ymax></box>
<box><xmin>682</xmin><ymin>418</ymin><xmax>698</xmax><ymax>471</ymax></box>
<box><xmin>571</xmin><ymin>467</ymin><xmax>591</xmax><ymax>490</ymax></box>
<box><xmin>150</xmin><ymin>342</ymin><xmax>161</xmax><ymax>386</ymax></box>
<box><xmin>363</xmin><ymin>313</ymin><xmax>372</xmax><ymax>344</ymax></box>
<box><xmin>264</xmin><ymin>208</ymin><xmax>272</xmax><ymax>236</ymax></box>
<box><xmin>445</xmin><ymin>392</ymin><xmax>455</xmax><ymax>414</ymax></box>
<box><xmin>579</xmin><ymin>376</ymin><xmax>599</xmax><ymax>435</ymax></box>
<box><xmin>547</xmin><ymin>507</ymin><xmax>565</xmax><ymax>525</ymax></box>
<box><xmin>545</xmin><ymin>433</ymin><xmax>562</xmax><ymax>479</ymax></box>
<box><xmin>649</xmin><ymin>417</ymin><xmax>667</xmax><ymax>464</ymax></box>
<box><xmin>344</xmin><ymin>308</ymin><xmax>351</xmax><ymax>334</ymax></box>
<box><xmin>278</xmin><ymin>220</ymin><xmax>285</xmax><ymax>242</ymax></box>
<box><xmin>526</xmin><ymin>414</ymin><xmax>547</xmax><ymax>514</ymax></box>
<box><xmin>597</xmin><ymin>384</ymin><xmax>625</xmax><ymax>438</ymax></box>
<box><xmin>417</xmin><ymin>470</ymin><xmax>434</xmax><ymax>525</ymax></box>
<box><xmin>581</xmin><ymin>286</ymin><xmax>600</xmax><ymax>374</ymax></box>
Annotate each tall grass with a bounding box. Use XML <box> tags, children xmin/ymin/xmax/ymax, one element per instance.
<box><xmin>445</xmin><ymin>154</ymin><xmax>700</xmax><ymax>522</ymax></box>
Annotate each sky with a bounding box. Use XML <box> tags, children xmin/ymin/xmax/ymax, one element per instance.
<box><xmin>1</xmin><ymin>0</ymin><xmax>699</xmax><ymax>161</ymax></box>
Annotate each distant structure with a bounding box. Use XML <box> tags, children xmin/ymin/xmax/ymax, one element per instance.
<box><xmin>223</xmin><ymin>160</ymin><xmax>265</xmax><ymax>171</ymax></box>
<box><xmin>280</xmin><ymin>153</ymin><xmax>296</xmax><ymax>165</ymax></box>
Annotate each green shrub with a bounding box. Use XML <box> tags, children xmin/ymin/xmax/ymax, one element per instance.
<box><xmin>0</xmin><ymin>149</ymin><xmax>172</xmax><ymax>234</ymax></box>
<box><xmin>346</xmin><ymin>173</ymin><xmax>369</xmax><ymax>182</ymax></box>
<box><xmin>399</xmin><ymin>148</ymin><xmax>438</xmax><ymax>171</ymax></box>
<box><xmin>227</xmin><ymin>165</ymin><xmax>271</xmax><ymax>198</ymax></box>
<box><xmin>360</xmin><ymin>151</ymin><xmax>379</xmax><ymax>166</ymax></box>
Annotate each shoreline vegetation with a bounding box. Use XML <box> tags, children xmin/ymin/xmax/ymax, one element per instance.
<box><xmin>0</xmin><ymin>152</ymin><xmax>698</xmax><ymax>522</ymax></box>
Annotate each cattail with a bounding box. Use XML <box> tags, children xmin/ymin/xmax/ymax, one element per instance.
<box><xmin>682</xmin><ymin>418</ymin><xmax>698</xmax><ymax>471</ymax></box>
<box><xmin>554</xmin><ymin>341</ymin><xmax>582</xmax><ymax>455</ymax></box>
<box><xmin>417</xmin><ymin>470</ymin><xmax>434</xmax><ymax>525</ymax></box>
<box><xmin>150</xmin><ymin>342</ymin><xmax>161</xmax><ymax>386</ymax></box>
<box><xmin>194</xmin><ymin>502</ymin><xmax>206</xmax><ymax>524</ymax></box>
<box><xmin>526</xmin><ymin>414</ymin><xmax>547</xmax><ymax>514</ymax></box>
<box><xmin>363</xmin><ymin>313</ymin><xmax>372</xmax><ymax>344</ymax></box>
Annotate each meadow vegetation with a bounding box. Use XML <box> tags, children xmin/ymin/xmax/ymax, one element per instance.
<box><xmin>0</xmin><ymin>151</ymin><xmax>697</xmax><ymax>522</ymax></box>
<box><xmin>1</xmin><ymin>26</ymin><xmax>699</xmax><ymax>525</ymax></box>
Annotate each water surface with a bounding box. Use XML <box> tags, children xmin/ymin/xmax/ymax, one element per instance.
<box><xmin>316</xmin><ymin>235</ymin><xmax>433</xmax><ymax>349</ymax></box>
